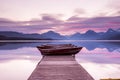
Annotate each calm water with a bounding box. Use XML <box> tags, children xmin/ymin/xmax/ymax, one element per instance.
<box><xmin>0</xmin><ymin>40</ymin><xmax>120</xmax><ymax>80</ymax></box>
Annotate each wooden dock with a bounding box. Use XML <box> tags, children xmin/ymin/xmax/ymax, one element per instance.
<box><xmin>28</xmin><ymin>55</ymin><xmax>94</xmax><ymax>80</ymax></box>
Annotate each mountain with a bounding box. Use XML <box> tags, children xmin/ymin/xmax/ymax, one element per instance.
<box><xmin>81</xmin><ymin>30</ymin><xmax>100</xmax><ymax>39</ymax></box>
<box><xmin>100</xmin><ymin>28</ymin><xmax>120</xmax><ymax>40</ymax></box>
<box><xmin>41</xmin><ymin>31</ymin><xmax>66</xmax><ymax>39</ymax></box>
<box><xmin>0</xmin><ymin>35</ymin><xmax>7</xmax><ymax>40</ymax></box>
<box><xmin>69</xmin><ymin>32</ymin><xmax>81</xmax><ymax>39</ymax></box>
<box><xmin>0</xmin><ymin>28</ymin><xmax>119</xmax><ymax>40</ymax></box>
<box><xmin>0</xmin><ymin>31</ymin><xmax>24</xmax><ymax>37</ymax></box>
<box><xmin>69</xmin><ymin>28</ymin><xmax>120</xmax><ymax>40</ymax></box>
<box><xmin>69</xmin><ymin>30</ymin><xmax>103</xmax><ymax>40</ymax></box>
<box><xmin>0</xmin><ymin>31</ymin><xmax>48</xmax><ymax>40</ymax></box>
<box><xmin>0</xmin><ymin>31</ymin><xmax>66</xmax><ymax>40</ymax></box>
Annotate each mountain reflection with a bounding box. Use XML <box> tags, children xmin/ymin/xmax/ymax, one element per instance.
<box><xmin>0</xmin><ymin>41</ymin><xmax>120</xmax><ymax>52</ymax></box>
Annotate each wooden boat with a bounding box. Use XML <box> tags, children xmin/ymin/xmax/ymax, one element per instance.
<box><xmin>37</xmin><ymin>44</ymin><xmax>82</xmax><ymax>55</ymax></box>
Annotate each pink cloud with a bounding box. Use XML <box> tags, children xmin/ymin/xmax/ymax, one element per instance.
<box><xmin>0</xmin><ymin>15</ymin><xmax>120</xmax><ymax>35</ymax></box>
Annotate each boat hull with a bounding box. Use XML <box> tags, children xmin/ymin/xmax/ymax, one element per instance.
<box><xmin>37</xmin><ymin>44</ymin><xmax>82</xmax><ymax>55</ymax></box>
<box><xmin>37</xmin><ymin>47</ymin><xmax>82</xmax><ymax>55</ymax></box>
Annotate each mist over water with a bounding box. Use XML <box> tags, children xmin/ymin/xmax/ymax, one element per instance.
<box><xmin>0</xmin><ymin>40</ymin><xmax>120</xmax><ymax>80</ymax></box>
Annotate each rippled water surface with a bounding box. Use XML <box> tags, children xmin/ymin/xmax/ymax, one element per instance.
<box><xmin>0</xmin><ymin>40</ymin><xmax>120</xmax><ymax>80</ymax></box>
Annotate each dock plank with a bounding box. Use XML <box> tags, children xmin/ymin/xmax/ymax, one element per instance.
<box><xmin>28</xmin><ymin>55</ymin><xmax>94</xmax><ymax>80</ymax></box>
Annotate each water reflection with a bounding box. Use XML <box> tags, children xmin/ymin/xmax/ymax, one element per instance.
<box><xmin>0</xmin><ymin>46</ymin><xmax>42</xmax><ymax>80</ymax></box>
<box><xmin>78</xmin><ymin>63</ymin><xmax>120</xmax><ymax>80</ymax></box>
<box><xmin>0</xmin><ymin>47</ymin><xmax>42</xmax><ymax>62</ymax></box>
<box><xmin>0</xmin><ymin>41</ymin><xmax>120</xmax><ymax>80</ymax></box>
<box><xmin>0</xmin><ymin>41</ymin><xmax>120</xmax><ymax>52</ymax></box>
<box><xmin>0</xmin><ymin>60</ymin><xmax>39</xmax><ymax>80</ymax></box>
<box><xmin>76</xmin><ymin>48</ymin><xmax>120</xmax><ymax>80</ymax></box>
<box><xmin>76</xmin><ymin>48</ymin><xmax>120</xmax><ymax>64</ymax></box>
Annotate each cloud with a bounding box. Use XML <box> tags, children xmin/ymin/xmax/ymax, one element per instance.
<box><xmin>40</xmin><ymin>14</ymin><xmax>64</xmax><ymax>21</ymax></box>
<box><xmin>40</xmin><ymin>14</ymin><xmax>63</xmax><ymax>23</ymax></box>
<box><xmin>105</xmin><ymin>0</ymin><xmax>120</xmax><ymax>16</ymax></box>
<box><xmin>67</xmin><ymin>16</ymin><xmax>87</xmax><ymax>22</ymax></box>
<box><xmin>0</xmin><ymin>14</ymin><xmax>64</xmax><ymax>33</ymax></box>
<box><xmin>0</xmin><ymin>18</ymin><xmax>25</xmax><ymax>27</ymax></box>
<box><xmin>0</xmin><ymin>18</ymin><xmax>14</xmax><ymax>24</ymax></box>
<box><xmin>0</xmin><ymin>14</ymin><xmax>120</xmax><ymax>34</ymax></box>
<box><xmin>74</xmin><ymin>8</ymin><xmax>86</xmax><ymax>15</ymax></box>
<box><xmin>94</xmin><ymin>0</ymin><xmax>120</xmax><ymax>17</ymax></box>
<box><xmin>108</xmin><ymin>0</ymin><xmax>120</xmax><ymax>9</ymax></box>
<box><xmin>112</xmin><ymin>10</ymin><xmax>120</xmax><ymax>16</ymax></box>
<box><xmin>55</xmin><ymin>16</ymin><xmax>120</xmax><ymax>34</ymax></box>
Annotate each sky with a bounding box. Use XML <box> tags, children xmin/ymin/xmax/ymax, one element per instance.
<box><xmin>0</xmin><ymin>0</ymin><xmax>120</xmax><ymax>35</ymax></box>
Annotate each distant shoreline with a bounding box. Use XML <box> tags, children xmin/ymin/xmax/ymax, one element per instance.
<box><xmin>0</xmin><ymin>40</ymin><xmax>120</xmax><ymax>42</ymax></box>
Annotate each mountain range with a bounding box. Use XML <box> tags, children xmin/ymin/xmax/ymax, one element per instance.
<box><xmin>69</xmin><ymin>28</ymin><xmax>120</xmax><ymax>40</ymax></box>
<box><xmin>0</xmin><ymin>28</ymin><xmax>120</xmax><ymax>40</ymax></box>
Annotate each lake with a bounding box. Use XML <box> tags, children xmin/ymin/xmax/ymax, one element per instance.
<box><xmin>0</xmin><ymin>40</ymin><xmax>120</xmax><ymax>80</ymax></box>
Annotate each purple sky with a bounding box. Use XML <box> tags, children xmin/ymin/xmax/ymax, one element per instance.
<box><xmin>0</xmin><ymin>0</ymin><xmax>120</xmax><ymax>35</ymax></box>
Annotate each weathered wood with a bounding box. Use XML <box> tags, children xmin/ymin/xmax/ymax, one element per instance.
<box><xmin>28</xmin><ymin>55</ymin><xmax>94</xmax><ymax>80</ymax></box>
